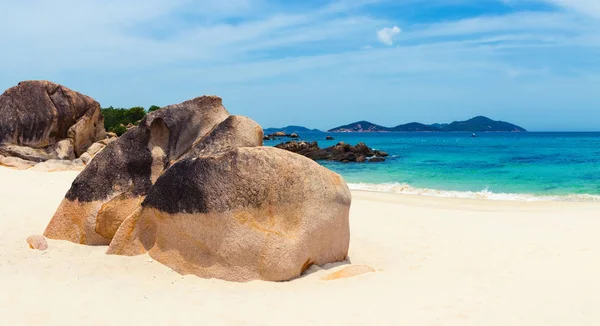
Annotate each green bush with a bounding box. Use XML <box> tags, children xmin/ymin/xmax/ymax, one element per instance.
<box><xmin>101</xmin><ymin>106</ymin><xmax>148</xmax><ymax>135</ymax></box>
<box><xmin>111</xmin><ymin>124</ymin><xmax>128</xmax><ymax>136</ymax></box>
<box><xmin>126</xmin><ymin>107</ymin><xmax>146</xmax><ymax>125</ymax></box>
<box><xmin>148</xmin><ymin>105</ymin><xmax>161</xmax><ymax>113</ymax></box>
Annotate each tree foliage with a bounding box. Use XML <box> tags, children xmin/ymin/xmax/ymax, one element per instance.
<box><xmin>148</xmin><ymin>105</ymin><xmax>161</xmax><ymax>113</ymax></box>
<box><xmin>101</xmin><ymin>105</ymin><xmax>163</xmax><ymax>136</ymax></box>
<box><xmin>101</xmin><ymin>106</ymin><xmax>147</xmax><ymax>136</ymax></box>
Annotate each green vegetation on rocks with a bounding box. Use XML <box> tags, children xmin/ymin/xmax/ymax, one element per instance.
<box><xmin>101</xmin><ymin>106</ymin><xmax>160</xmax><ymax>135</ymax></box>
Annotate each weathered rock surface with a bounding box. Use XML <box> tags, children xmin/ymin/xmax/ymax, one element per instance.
<box><xmin>275</xmin><ymin>141</ymin><xmax>388</xmax><ymax>163</ymax></box>
<box><xmin>86</xmin><ymin>142</ymin><xmax>105</xmax><ymax>156</ymax></box>
<box><xmin>0</xmin><ymin>154</ymin><xmax>36</xmax><ymax>170</ymax></box>
<box><xmin>181</xmin><ymin>115</ymin><xmax>263</xmax><ymax>159</ymax></box>
<box><xmin>107</xmin><ymin>147</ymin><xmax>350</xmax><ymax>282</ymax></box>
<box><xmin>55</xmin><ymin>139</ymin><xmax>75</xmax><ymax>160</ymax></box>
<box><xmin>0</xmin><ymin>144</ymin><xmax>55</xmax><ymax>162</ymax></box>
<box><xmin>44</xmin><ymin>96</ymin><xmax>236</xmax><ymax>245</ymax></box>
<box><xmin>31</xmin><ymin>159</ymin><xmax>85</xmax><ymax>172</ymax></box>
<box><xmin>0</xmin><ymin>80</ymin><xmax>106</xmax><ymax>161</ymax></box>
<box><xmin>79</xmin><ymin>152</ymin><xmax>92</xmax><ymax>165</ymax></box>
<box><xmin>26</xmin><ymin>235</ymin><xmax>48</xmax><ymax>250</ymax></box>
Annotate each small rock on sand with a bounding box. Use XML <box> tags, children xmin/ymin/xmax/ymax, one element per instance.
<box><xmin>26</xmin><ymin>235</ymin><xmax>48</xmax><ymax>250</ymax></box>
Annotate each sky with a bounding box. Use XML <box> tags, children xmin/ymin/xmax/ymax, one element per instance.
<box><xmin>0</xmin><ymin>0</ymin><xmax>599</xmax><ymax>131</ymax></box>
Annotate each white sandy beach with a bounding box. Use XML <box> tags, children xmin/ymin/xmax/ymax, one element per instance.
<box><xmin>1</xmin><ymin>166</ymin><xmax>599</xmax><ymax>325</ymax></box>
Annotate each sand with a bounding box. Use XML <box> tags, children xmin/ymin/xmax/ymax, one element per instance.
<box><xmin>1</xmin><ymin>167</ymin><xmax>599</xmax><ymax>325</ymax></box>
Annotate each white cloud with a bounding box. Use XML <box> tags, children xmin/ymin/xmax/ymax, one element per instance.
<box><xmin>376</xmin><ymin>26</ymin><xmax>401</xmax><ymax>45</ymax></box>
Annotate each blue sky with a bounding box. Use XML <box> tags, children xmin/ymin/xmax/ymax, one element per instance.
<box><xmin>0</xmin><ymin>0</ymin><xmax>599</xmax><ymax>131</ymax></box>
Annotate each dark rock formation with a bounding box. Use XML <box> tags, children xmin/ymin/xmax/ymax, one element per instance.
<box><xmin>274</xmin><ymin>141</ymin><xmax>330</xmax><ymax>160</ymax></box>
<box><xmin>0</xmin><ymin>81</ymin><xmax>106</xmax><ymax>161</ymax></box>
<box><xmin>263</xmin><ymin>131</ymin><xmax>301</xmax><ymax>141</ymax></box>
<box><xmin>275</xmin><ymin>141</ymin><xmax>387</xmax><ymax>163</ymax></box>
<box><xmin>326</xmin><ymin>136</ymin><xmax>335</xmax><ymax>140</ymax></box>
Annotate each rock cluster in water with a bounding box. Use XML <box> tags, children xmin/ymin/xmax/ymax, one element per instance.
<box><xmin>275</xmin><ymin>141</ymin><xmax>388</xmax><ymax>163</ymax></box>
<box><xmin>263</xmin><ymin>131</ymin><xmax>299</xmax><ymax>141</ymax></box>
<box><xmin>42</xmin><ymin>94</ymin><xmax>351</xmax><ymax>282</ymax></box>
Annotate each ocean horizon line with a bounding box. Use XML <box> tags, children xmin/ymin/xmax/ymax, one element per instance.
<box><xmin>264</xmin><ymin>129</ymin><xmax>600</xmax><ymax>134</ymax></box>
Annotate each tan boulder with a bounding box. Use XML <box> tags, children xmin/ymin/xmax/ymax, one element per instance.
<box><xmin>108</xmin><ymin>147</ymin><xmax>351</xmax><ymax>282</ymax></box>
<box><xmin>98</xmin><ymin>137</ymin><xmax>117</xmax><ymax>146</ymax></box>
<box><xmin>54</xmin><ymin>139</ymin><xmax>75</xmax><ymax>160</ymax></box>
<box><xmin>44</xmin><ymin>96</ymin><xmax>232</xmax><ymax>245</ymax></box>
<box><xmin>86</xmin><ymin>142</ymin><xmax>105</xmax><ymax>156</ymax></box>
<box><xmin>79</xmin><ymin>152</ymin><xmax>92</xmax><ymax>165</ymax></box>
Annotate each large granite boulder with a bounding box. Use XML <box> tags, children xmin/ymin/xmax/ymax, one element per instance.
<box><xmin>44</xmin><ymin>96</ymin><xmax>233</xmax><ymax>245</ymax></box>
<box><xmin>43</xmin><ymin>95</ymin><xmax>350</xmax><ymax>282</ymax></box>
<box><xmin>0</xmin><ymin>81</ymin><xmax>106</xmax><ymax>161</ymax></box>
<box><xmin>107</xmin><ymin>147</ymin><xmax>351</xmax><ymax>282</ymax></box>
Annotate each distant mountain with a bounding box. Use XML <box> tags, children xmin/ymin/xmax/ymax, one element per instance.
<box><xmin>443</xmin><ymin>116</ymin><xmax>526</xmax><ymax>132</ymax></box>
<box><xmin>391</xmin><ymin>122</ymin><xmax>441</xmax><ymax>132</ymax></box>
<box><xmin>263</xmin><ymin>125</ymin><xmax>322</xmax><ymax>134</ymax></box>
<box><xmin>328</xmin><ymin>121</ymin><xmax>390</xmax><ymax>132</ymax></box>
<box><xmin>329</xmin><ymin>116</ymin><xmax>526</xmax><ymax>133</ymax></box>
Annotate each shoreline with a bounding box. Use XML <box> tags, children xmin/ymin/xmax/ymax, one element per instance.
<box><xmin>348</xmin><ymin>182</ymin><xmax>600</xmax><ymax>202</ymax></box>
<box><xmin>1</xmin><ymin>165</ymin><xmax>598</xmax><ymax>203</ymax></box>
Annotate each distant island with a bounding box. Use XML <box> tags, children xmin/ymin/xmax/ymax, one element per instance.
<box><xmin>263</xmin><ymin>125</ymin><xmax>323</xmax><ymax>134</ymax></box>
<box><xmin>328</xmin><ymin>116</ymin><xmax>526</xmax><ymax>132</ymax></box>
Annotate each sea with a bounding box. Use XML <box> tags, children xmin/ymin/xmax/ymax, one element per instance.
<box><xmin>264</xmin><ymin>132</ymin><xmax>600</xmax><ymax>201</ymax></box>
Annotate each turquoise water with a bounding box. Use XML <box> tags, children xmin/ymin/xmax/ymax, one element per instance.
<box><xmin>265</xmin><ymin>132</ymin><xmax>600</xmax><ymax>201</ymax></box>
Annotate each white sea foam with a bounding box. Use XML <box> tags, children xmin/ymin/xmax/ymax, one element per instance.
<box><xmin>348</xmin><ymin>182</ymin><xmax>600</xmax><ymax>202</ymax></box>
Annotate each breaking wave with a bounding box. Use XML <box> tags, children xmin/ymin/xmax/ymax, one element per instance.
<box><xmin>348</xmin><ymin>182</ymin><xmax>600</xmax><ymax>202</ymax></box>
